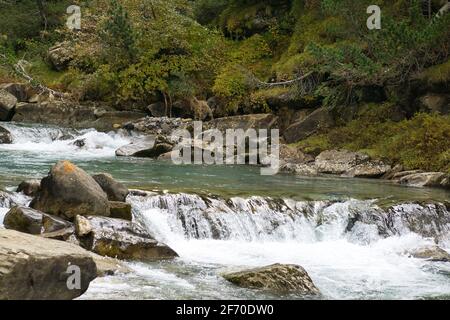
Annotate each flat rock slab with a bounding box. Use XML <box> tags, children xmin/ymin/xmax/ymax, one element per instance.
<box><xmin>77</xmin><ymin>216</ymin><xmax>178</xmax><ymax>261</ymax></box>
<box><xmin>0</xmin><ymin>229</ymin><xmax>97</xmax><ymax>300</ymax></box>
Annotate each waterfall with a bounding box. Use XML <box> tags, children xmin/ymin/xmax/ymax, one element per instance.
<box><xmin>130</xmin><ymin>192</ymin><xmax>450</xmax><ymax>246</ymax></box>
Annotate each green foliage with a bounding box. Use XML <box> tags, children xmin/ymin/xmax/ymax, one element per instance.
<box><xmin>101</xmin><ymin>0</ymin><xmax>137</xmax><ymax>65</ymax></box>
<box><xmin>296</xmin><ymin>109</ymin><xmax>450</xmax><ymax>172</ymax></box>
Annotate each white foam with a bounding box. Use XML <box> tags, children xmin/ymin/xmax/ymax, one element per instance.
<box><xmin>0</xmin><ymin>124</ymin><xmax>132</xmax><ymax>158</ymax></box>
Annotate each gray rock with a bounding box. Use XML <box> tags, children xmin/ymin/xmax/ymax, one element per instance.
<box><xmin>30</xmin><ymin>161</ymin><xmax>110</xmax><ymax>220</ymax></box>
<box><xmin>280</xmin><ymin>163</ymin><xmax>318</xmax><ymax>176</ymax></box>
<box><xmin>0</xmin><ymin>89</ymin><xmax>17</xmax><ymax>121</ymax></box>
<box><xmin>343</xmin><ymin>161</ymin><xmax>391</xmax><ymax>178</ymax></box>
<box><xmin>0</xmin><ymin>126</ymin><xmax>12</xmax><ymax>144</ymax></box>
<box><xmin>92</xmin><ymin>173</ymin><xmax>129</xmax><ymax>202</ymax></box>
<box><xmin>77</xmin><ymin>216</ymin><xmax>178</xmax><ymax>261</ymax></box>
<box><xmin>398</xmin><ymin>172</ymin><xmax>448</xmax><ymax>188</ymax></box>
<box><xmin>0</xmin><ymin>229</ymin><xmax>96</xmax><ymax>300</ymax></box>
<box><xmin>315</xmin><ymin>150</ymin><xmax>370</xmax><ymax>174</ymax></box>
<box><xmin>4</xmin><ymin>206</ymin><xmax>44</xmax><ymax>235</ymax></box>
<box><xmin>283</xmin><ymin>108</ymin><xmax>334</xmax><ymax>144</ymax></box>
<box><xmin>223</xmin><ymin>263</ymin><xmax>321</xmax><ymax>295</ymax></box>
<box><xmin>115</xmin><ymin>136</ymin><xmax>156</xmax><ymax>157</ymax></box>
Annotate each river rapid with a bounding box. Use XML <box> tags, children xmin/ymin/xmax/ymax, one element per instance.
<box><xmin>1</xmin><ymin>122</ymin><xmax>449</xmax><ymax>300</ymax></box>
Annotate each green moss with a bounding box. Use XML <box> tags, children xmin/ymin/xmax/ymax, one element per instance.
<box><xmin>418</xmin><ymin>60</ymin><xmax>450</xmax><ymax>85</ymax></box>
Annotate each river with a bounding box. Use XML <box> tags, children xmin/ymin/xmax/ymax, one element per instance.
<box><xmin>1</xmin><ymin>122</ymin><xmax>449</xmax><ymax>300</ymax></box>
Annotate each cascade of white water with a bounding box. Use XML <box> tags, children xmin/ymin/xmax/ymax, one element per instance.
<box><xmin>0</xmin><ymin>123</ymin><xmax>132</xmax><ymax>158</ymax></box>
<box><xmin>130</xmin><ymin>193</ymin><xmax>450</xmax><ymax>246</ymax></box>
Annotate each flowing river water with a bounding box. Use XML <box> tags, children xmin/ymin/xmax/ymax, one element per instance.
<box><xmin>1</xmin><ymin>122</ymin><xmax>450</xmax><ymax>300</ymax></box>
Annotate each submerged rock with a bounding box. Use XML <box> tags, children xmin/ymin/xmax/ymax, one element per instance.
<box><xmin>30</xmin><ymin>161</ymin><xmax>110</xmax><ymax>220</ymax></box>
<box><xmin>280</xmin><ymin>163</ymin><xmax>318</xmax><ymax>176</ymax></box>
<box><xmin>92</xmin><ymin>173</ymin><xmax>129</xmax><ymax>202</ymax></box>
<box><xmin>76</xmin><ymin>216</ymin><xmax>178</xmax><ymax>261</ymax></box>
<box><xmin>223</xmin><ymin>263</ymin><xmax>321</xmax><ymax>295</ymax></box>
<box><xmin>17</xmin><ymin>179</ymin><xmax>41</xmax><ymax>197</ymax></box>
<box><xmin>0</xmin><ymin>229</ymin><xmax>97</xmax><ymax>300</ymax></box>
<box><xmin>0</xmin><ymin>126</ymin><xmax>12</xmax><ymax>144</ymax></box>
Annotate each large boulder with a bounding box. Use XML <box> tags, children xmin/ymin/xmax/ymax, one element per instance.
<box><xmin>0</xmin><ymin>89</ymin><xmax>17</xmax><ymax>121</ymax></box>
<box><xmin>75</xmin><ymin>216</ymin><xmax>178</xmax><ymax>261</ymax></box>
<box><xmin>0</xmin><ymin>229</ymin><xmax>97</xmax><ymax>300</ymax></box>
<box><xmin>30</xmin><ymin>161</ymin><xmax>110</xmax><ymax>220</ymax></box>
<box><xmin>223</xmin><ymin>263</ymin><xmax>321</xmax><ymax>295</ymax></box>
<box><xmin>92</xmin><ymin>173</ymin><xmax>129</xmax><ymax>202</ymax></box>
<box><xmin>315</xmin><ymin>150</ymin><xmax>370</xmax><ymax>175</ymax></box>
<box><xmin>283</xmin><ymin>108</ymin><xmax>334</xmax><ymax>144</ymax></box>
<box><xmin>12</xmin><ymin>101</ymin><xmax>96</xmax><ymax>128</ymax></box>
<box><xmin>0</xmin><ymin>126</ymin><xmax>12</xmax><ymax>144</ymax></box>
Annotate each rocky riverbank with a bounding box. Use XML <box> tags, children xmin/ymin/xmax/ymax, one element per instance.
<box><xmin>0</xmin><ymin>160</ymin><xmax>177</xmax><ymax>299</ymax></box>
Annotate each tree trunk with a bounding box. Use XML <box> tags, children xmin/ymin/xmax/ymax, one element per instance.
<box><xmin>36</xmin><ymin>0</ymin><xmax>48</xmax><ymax>31</ymax></box>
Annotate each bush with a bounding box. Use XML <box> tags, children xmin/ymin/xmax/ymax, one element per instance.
<box><xmin>295</xmin><ymin>110</ymin><xmax>450</xmax><ymax>172</ymax></box>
